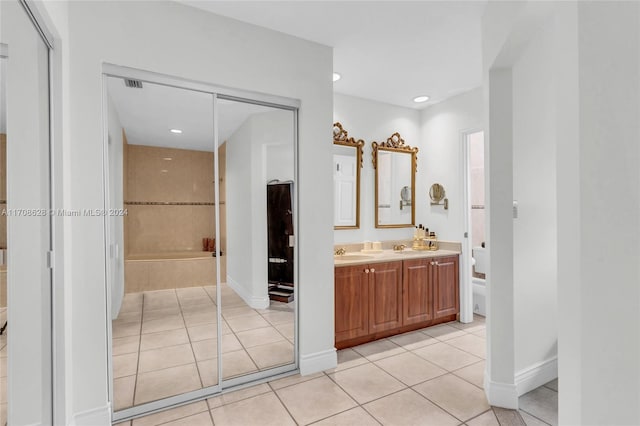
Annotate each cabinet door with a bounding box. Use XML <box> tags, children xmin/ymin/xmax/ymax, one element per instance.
<box><xmin>335</xmin><ymin>265</ymin><xmax>369</xmax><ymax>342</ymax></box>
<box><xmin>369</xmin><ymin>261</ymin><xmax>403</xmax><ymax>333</ymax></box>
<box><xmin>403</xmin><ymin>258</ymin><xmax>433</xmax><ymax>325</ymax></box>
<box><xmin>433</xmin><ymin>256</ymin><xmax>459</xmax><ymax>318</ymax></box>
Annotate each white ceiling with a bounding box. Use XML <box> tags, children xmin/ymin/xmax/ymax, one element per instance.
<box><xmin>107</xmin><ymin>76</ymin><xmax>274</xmax><ymax>151</ymax></box>
<box><xmin>180</xmin><ymin>0</ymin><xmax>486</xmax><ymax>109</ymax></box>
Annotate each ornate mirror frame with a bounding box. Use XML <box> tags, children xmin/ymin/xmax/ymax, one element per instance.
<box><xmin>372</xmin><ymin>132</ymin><xmax>418</xmax><ymax>228</ymax></box>
<box><xmin>333</xmin><ymin>122</ymin><xmax>364</xmax><ymax>230</ymax></box>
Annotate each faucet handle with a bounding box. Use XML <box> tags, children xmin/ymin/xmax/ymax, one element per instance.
<box><xmin>334</xmin><ymin>248</ymin><xmax>346</xmax><ymax>256</ymax></box>
<box><xmin>393</xmin><ymin>244</ymin><xmax>406</xmax><ymax>251</ymax></box>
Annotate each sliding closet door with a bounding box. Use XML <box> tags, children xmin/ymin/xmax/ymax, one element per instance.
<box><xmin>106</xmin><ymin>77</ymin><xmax>220</xmax><ymax>417</ymax></box>
<box><xmin>215</xmin><ymin>97</ymin><xmax>297</xmax><ymax>385</ymax></box>
<box><xmin>0</xmin><ymin>2</ymin><xmax>53</xmax><ymax>424</ymax></box>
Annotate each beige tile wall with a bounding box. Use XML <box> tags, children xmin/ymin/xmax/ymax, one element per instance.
<box><xmin>125</xmin><ymin>142</ymin><xmax>216</xmax><ymax>254</ymax></box>
<box><xmin>124</xmin><ymin>257</ymin><xmax>220</xmax><ymax>293</ymax></box>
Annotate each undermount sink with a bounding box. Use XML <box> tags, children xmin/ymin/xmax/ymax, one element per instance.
<box><xmin>393</xmin><ymin>250</ymin><xmax>428</xmax><ymax>255</ymax></box>
<box><xmin>334</xmin><ymin>254</ymin><xmax>374</xmax><ymax>261</ymax></box>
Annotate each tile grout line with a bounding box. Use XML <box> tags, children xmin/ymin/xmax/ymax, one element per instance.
<box><xmin>175</xmin><ymin>289</ymin><xmax>206</xmax><ymax>390</ymax></box>
<box><xmin>518</xmin><ymin>407</ymin><xmax>553</xmax><ymax>426</ymax></box>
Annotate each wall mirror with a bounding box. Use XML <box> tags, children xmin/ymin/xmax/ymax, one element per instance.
<box><xmin>372</xmin><ymin>132</ymin><xmax>418</xmax><ymax>228</ymax></box>
<box><xmin>105</xmin><ymin>69</ymin><xmax>298</xmax><ymax>422</ymax></box>
<box><xmin>333</xmin><ymin>122</ymin><xmax>363</xmax><ymax>229</ymax></box>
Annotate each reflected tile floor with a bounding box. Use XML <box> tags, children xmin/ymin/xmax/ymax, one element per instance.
<box><xmin>111</xmin><ymin>285</ymin><xmax>294</xmax><ymax>410</ymax></box>
<box><xmin>115</xmin><ymin>314</ymin><xmax>533</xmax><ymax>426</ymax></box>
<box><xmin>0</xmin><ymin>308</ymin><xmax>5</xmax><ymax>426</ymax></box>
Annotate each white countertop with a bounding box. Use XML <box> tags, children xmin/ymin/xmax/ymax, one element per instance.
<box><xmin>334</xmin><ymin>248</ymin><xmax>460</xmax><ymax>267</ymax></box>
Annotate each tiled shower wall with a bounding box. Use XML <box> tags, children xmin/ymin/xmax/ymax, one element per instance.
<box><xmin>124</xmin><ymin>135</ymin><xmax>217</xmax><ymax>254</ymax></box>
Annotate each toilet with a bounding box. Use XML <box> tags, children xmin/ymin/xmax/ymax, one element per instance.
<box><xmin>472</xmin><ymin>246</ymin><xmax>487</xmax><ymax>316</ymax></box>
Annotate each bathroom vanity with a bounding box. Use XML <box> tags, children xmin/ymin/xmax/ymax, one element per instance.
<box><xmin>334</xmin><ymin>249</ymin><xmax>459</xmax><ymax>349</ymax></box>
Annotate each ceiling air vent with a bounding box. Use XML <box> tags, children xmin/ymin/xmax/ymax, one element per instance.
<box><xmin>124</xmin><ymin>79</ymin><xmax>143</xmax><ymax>89</ymax></box>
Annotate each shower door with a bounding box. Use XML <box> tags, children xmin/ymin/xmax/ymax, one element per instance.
<box><xmin>105</xmin><ymin>67</ymin><xmax>299</xmax><ymax>423</ymax></box>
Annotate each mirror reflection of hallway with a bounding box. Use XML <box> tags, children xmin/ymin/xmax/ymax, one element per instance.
<box><xmin>217</xmin><ymin>98</ymin><xmax>295</xmax><ymax>379</ymax></box>
<box><xmin>107</xmin><ymin>75</ymin><xmax>298</xmax><ymax>418</ymax></box>
<box><xmin>107</xmin><ymin>77</ymin><xmax>220</xmax><ymax>409</ymax></box>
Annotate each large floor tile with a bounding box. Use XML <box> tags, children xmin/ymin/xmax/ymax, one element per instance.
<box><xmin>236</xmin><ymin>326</ymin><xmax>284</xmax><ymax>348</ymax></box>
<box><xmin>142</xmin><ymin>306</ymin><xmax>182</xmax><ymax>322</ymax></box>
<box><xmin>245</xmin><ymin>340</ymin><xmax>294</xmax><ymax>369</ymax></box>
<box><xmin>519</xmin><ymin>386</ymin><xmax>558</xmax><ymax>426</ymax></box>
<box><xmin>132</xmin><ymin>401</ymin><xmax>209</xmax><ymax>426</ymax></box>
<box><xmin>187</xmin><ymin>323</ymin><xmax>218</xmax><ymax>342</ymax></box>
<box><xmin>196</xmin><ymin>359</ymin><xmax>219</xmax><ymax>387</ymax></box>
<box><xmin>467</xmin><ymin>409</ymin><xmax>500</xmax><ymax>426</ymax></box>
<box><xmin>544</xmin><ymin>378</ymin><xmax>558</xmax><ymax>392</ymax></box>
<box><xmin>113</xmin><ymin>375</ymin><xmax>136</xmax><ymax>411</ymax></box>
<box><xmin>329</xmin><ymin>362</ymin><xmax>405</xmax><ymax>404</ymax></box>
<box><xmin>519</xmin><ymin>410</ymin><xmax>550</xmax><ymax>426</ymax></box>
<box><xmin>221</xmin><ymin>305</ymin><xmax>257</xmax><ymax>319</ymax></box>
<box><xmin>268</xmin><ymin>372</ymin><xmax>324</xmax><ymax>391</ymax></box>
<box><xmin>221</xmin><ymin>350</ymin><xmax>258</xmax><ymax>379</ymax></box>
<box><xmin>412</xmin><ymin>342</ymin><xmax>482</xmax><ymax>371</ymax></box>
<box><xmin>138</xmin><ymin>343</ymin><xmax>195</xmax><ymax>373</ymax></box>
<box><xmin>226</xmin><ymin>315</ymin><xmax>270</xmax><ymax>333</ymax></box>
<box><xmin>276</xmin><ymin>376</ymin><xmax>357</xmax><ymax>425</ymax></box>
<box><xmin>135</xmin><ymin>364</ymin><xmax>202</xmax><ymax>405</ymax></box>
<box><xmin>113</xmin><ymin>321</ymin><xmax>142</xmax><ymax>339</ymax></box>
<box><xmin>210</xmin><ymin>392</ymin><xmax>295</xmax><ymax>426</ymax></box>
<box><xmin>113</xmin><ymin>352</ymin><xmax>139</xmax><ymax>378</ymax></box>
<box><xmin>364</xmin><ymin>388</ymin><xmax>459</xmax><ymax>426</ymax></box>
<box><xmin>182</xmin><ymin>310</ymin><xmax>217</xmax><ymax>327</ymax></box>
<box><xmin>207</xmin><ymin>383</ymin><xmax>271</xmax><ymax>409</ymax></box>
<box><xmin>374</xmin><ymin>351</ymin><xmax>446</xmax><ymax>386</ymax></box>
<box><xmin>450</xmin><ymin>320</ymin><xmax>486</xmax><ymax>334</ymax></box>
<box><xmin>421</xmin><ymin>324</ymin><xmax>467</xmax><ymax>341</ymax></box>
<box><xmin>388</xmin><ymin>330</ymin><xmax>438</xmax><ymax>350</ymax></box>
<box><xmin>274</xmin><ymin>322</ymin><xmax>295</xmax><ymax>341</ymax></box>
<box><xmin>352</xmin><ymin>339</ymin><xmax>405</xmax><ymax>361</ymax></box>
<box><xmin>453</xmin><ymin>360</ymin><xmax>485</xmax><ymax>389</ymax></box>
<box><xmin>313</xmin><ymin>406</ymin><xmax>379</xmax><ymax>426</ymax></box>
<box><xmin>162</xmin><ymin>412</ymin><xmax>213</xmax><ymax>426</ymax></box>
<box><xmin>113</xmin><ymin>335</ymin><xmax>140</xmax><ymax>356</ymax></box>
<box><xmin>192</xmin><ymin>339</ymin><xmax>217</xmax><ymax>361</ymax></box>
<box><xmin>413</xmin><ymin>374</ymin><xmax>490</xmax><ymax>422</ymax></box>
<box><xmin>140</xmin><ymin>328</ymin><xmax>189</xmax><ymax>351</ymax></box>
<box><xmin>493</xmin><ymin>407</ymin><xmax>526</xmax><ymax>426</ymax></box>
<box><xmin>260</xmin><ymin>310</ymin><xmax>294</xmax><ymax>325</ymax></box>
<box><xmin>445</xmin><ymin>334</ymin><xmax>486</xmax><ymax>358</ymax></box>
<box><xmin>330</xmin><ymin>348</ymin><xmax>369</xmax><ymax>372</ymax></box>
<box><xmin>141</xmin><ymin>315</ymin><xmax>185</xmax><ymax>334</ymax></box>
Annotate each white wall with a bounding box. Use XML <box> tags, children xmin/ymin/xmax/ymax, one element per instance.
<box><xmin>45</xmin><ymin>1</ymin><xmax>333</xmax><ymax>422</ymax></box>
<box><xmin>333</xmin><ymin>93</ymin><xmax>420</xmax><ymax>244</ymax></box>
<box><xmin>418</xmin><ymin>88</ymin><xmax>483</xmax><ymax>242</ymax></box>
<box><xmin>512</xmin><ymin>20</ymin><xmax>557</xmax><ymax>375</ymax></box>
<box><xmin>226</xmin><ymin>109</ymin><xmax>294</xmax><ymax>309</ymax></box>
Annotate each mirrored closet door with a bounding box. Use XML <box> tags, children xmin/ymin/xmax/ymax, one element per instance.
<box><xmin>106</xmin><ymin>70</ymin><xmax>298</xmax><ymax>422</ymax></box>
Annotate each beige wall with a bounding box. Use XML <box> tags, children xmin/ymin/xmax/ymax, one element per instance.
<box><xmin>124</xmin><ymin>141</ymin><xmax>216</xmax><ymax>254</ymax></box>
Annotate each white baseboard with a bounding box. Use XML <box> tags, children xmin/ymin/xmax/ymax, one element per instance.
<box><xmin>71</xmin><ymin>403</ymin><xmax>111</xmax><ymax>426</ymax></box>
<box><xmin>300</xmin><ymin>348</ymin><xmax>337</xmax><ymax>376</ymax></box>
<box><xmin>484</xmin><ymin>377</ymin><xmax>519</xmax><ymax>409</ymax></box>
<box><xmin>515</xmin><ymin>357</ymin><xmax>557</xmax><ymax>396</ymax></box>
<box><xmin>226</xmin><ymin>276</ymin><xmax>269</xmax><ymax>310</ymax></box>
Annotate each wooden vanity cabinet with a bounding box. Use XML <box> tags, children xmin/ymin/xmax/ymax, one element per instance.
<box><xmin>335</xmin><ymin>255</ymin><xmax>459</xmax><ymax>349</ymax></box>
<box><xmin>432</xmin><ymin>256</ymin><xmax>459</xmax><ymax>319</ymax></box>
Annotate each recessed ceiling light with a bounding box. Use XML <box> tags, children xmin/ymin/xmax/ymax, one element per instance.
<box><xmin>333</xmin><ymin>72</ymin><xmax>341</xmax><ymax>82</ymax></box>
<box><xmin>160</xmin><ymin>169</ymin><xmax>168</xmax><ymax>173</ymax></box>
<box><xmin>170</xmin><ymin>129</ymin><xmax>182</xmax><ymax>134</ymax></box>
<box><xmin>413</xmin><ymin>95</ymin><xmax>430</xmax><ymax>103</ymax></box>
<box><xmin>163</xmin><ymin>157</ymin><xmax>173</xmax><ymax>161</ymax></box>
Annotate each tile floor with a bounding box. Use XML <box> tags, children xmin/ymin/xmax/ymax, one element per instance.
<box><xmin>519</xmin><ymin>379</ymin><xmax>558</xmax><ymax>425</ymax></box>
<box><xmin>115</xmin><ymin>315</ymin><xmax>513</xmax><ymax>426</ymax></box>
<box><xmin>112</xmin><ymin>285</ymin><xmax>294</xmax><ymax>410</ymax></box>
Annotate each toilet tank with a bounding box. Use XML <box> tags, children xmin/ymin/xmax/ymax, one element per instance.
<box><xmin>472</xmin><ymin>246</ymin><xmax>487</xmax><ymax>274</ymax></box>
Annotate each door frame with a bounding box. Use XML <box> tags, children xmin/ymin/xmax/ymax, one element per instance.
<box><xmin>460</xmin><ymin>128</ymin><xmax>484</xmax><ymax>323</ymax></box>
<box><xmin>102</xmin><ymin>64</ymin><xmax>301</xmax><ymax>423</ymax></box>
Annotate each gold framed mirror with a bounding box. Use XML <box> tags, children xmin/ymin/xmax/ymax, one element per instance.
<box><xmin>372</xmin><ymin>132</ymin><xmax>418</xmax><ymax>228</ymax></box>
<box><xmin>333</xmin><ymin>122</ymin><xmax>364</xmax><ymax>229</ymax></box>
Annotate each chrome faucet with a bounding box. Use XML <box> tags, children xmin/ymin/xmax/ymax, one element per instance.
<box><xmin>334</xmin><ymin>248</ymin><xmax>346</xmax><ymax>256</ymax></box>
<box><xmin>393</xmin><ymin>244</ymin><xmax>406</xmax><ymax>251</ymax></box>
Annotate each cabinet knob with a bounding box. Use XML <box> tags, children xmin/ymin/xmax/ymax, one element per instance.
<box><xmin>430</xmin><ymin>261</ymin><xmax>435</xmax><ymax>265</ymax></box>
<box><xmin>364</xmin><ymin>269</ymin><xmax>369</xmax><ymax>273</ymax></box>
<box><xmin>370</xmin><ymin>268</ymin><xmax>375</xmax><ymax>273</ymax></box>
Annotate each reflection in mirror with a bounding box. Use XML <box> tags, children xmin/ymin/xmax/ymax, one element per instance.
<box><xmin>372</xmin><ymin>132</ymin><xmax>418</xmax><ymax>228</ymax></box>
<box><xmin>217</xmin><ymin>98</ymin><xmax>295</xmax><ymax>379</ymax></box>
<box><xmin>106</xmin><ymin>77</ymin><xmax>218</xmax><ymax>409</ymax></box>
<box><xmin>333</xmin><ymin>122</ymin><xmax>363</xmax><ymax>229</ymax></box>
